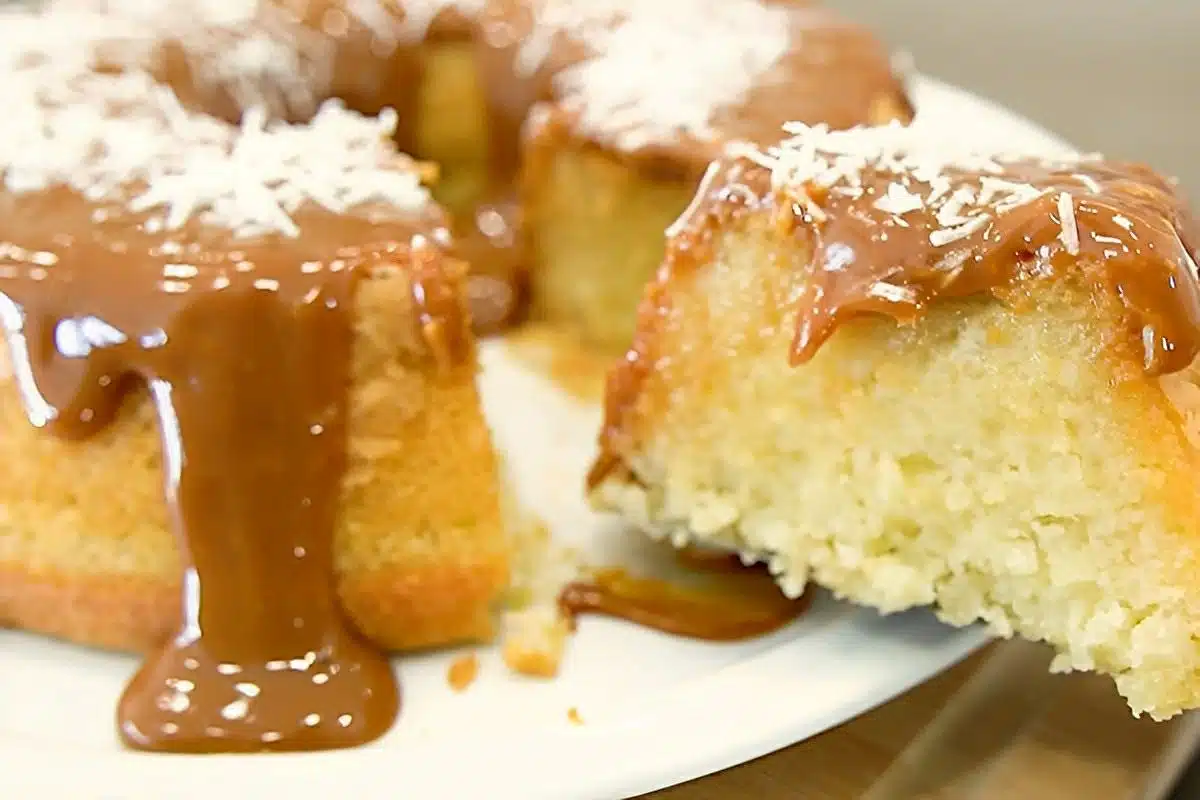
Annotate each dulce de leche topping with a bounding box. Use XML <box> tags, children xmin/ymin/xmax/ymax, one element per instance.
<box><xmin>0</xmin><ymin>50</ymin><xmax>462</xmax><ymax>752</ymax></box>
<box><xmin>559</xmin><ymin>566</ymin><xmax>810</xmax><ymax>642</ymax></box>
<box><xmin>591</xmin><ymin>122</ymin><xmax>1200</xmax><ymax>487</ymax></box>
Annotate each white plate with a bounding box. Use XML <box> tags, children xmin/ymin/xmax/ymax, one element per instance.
<box><xmin>0</xmin><ymin>76</ymin><xmax>1072</xmax><ymax>799</ymax></box>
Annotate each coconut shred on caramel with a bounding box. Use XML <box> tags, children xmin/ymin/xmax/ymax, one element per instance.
<box><xmin>0</xmin><ymin>45</ymin><xmax>465</xmax><ymax>751</ymax></box>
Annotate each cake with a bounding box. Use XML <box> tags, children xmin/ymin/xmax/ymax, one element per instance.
<box><xmin>589</xmin><ymin>121</ymin><xmax>1200</xmax><ymax>720</ymax></box>
<box><xmin>50</xmin><ymin>0</ymin><xmax>912</xmax><ymax>345</ymax></box>
<box><xmin>0</xmin><ymin>16</ymin><xmax>507</xmax><ymax>752</ymax></box>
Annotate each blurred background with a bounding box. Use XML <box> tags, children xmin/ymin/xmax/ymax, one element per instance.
<box><xmin>830</xmin><ymin>0</ymin><xmax>1199</xmax><ymax>203</ymax></box>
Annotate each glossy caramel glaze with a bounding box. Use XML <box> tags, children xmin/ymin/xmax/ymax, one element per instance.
<box><xmin>0</xmin><ymin>187</ymin><xmax>461</xmax><ymax>752</ymax></box>
<box><xmin>559</xmin><ymin>567</ymin><xmax>810</xmax><ymax>641</ymax></box>
<box><xmin>591</xmin><ymin>124</ymin><xmax>1200</xmax><ymax>488</ymax></box>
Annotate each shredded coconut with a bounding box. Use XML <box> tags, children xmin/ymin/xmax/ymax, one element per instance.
<box><xmin>0</xmin><ymin>9</ymin><xmax>430</xmax><ymax>238</ymax></box>
<box><xmin>929</xmin><ymin>214</ymin><xmax>990</xmax><ymax>247</ymax></box>
<box><xmin>49</xmin><ymin>0</ymin><xmax>335</xmax><ymax>117</ymax></box>
<box><xmin>867</xmin><ymin>281</ymin><xmax>918</xmax><ymax>304</ymax></box>
<box><xmin>545</xmin><ymin>0</ymin><xmax>790</xmax><ymax>149</ymax></box>
<box><xmin>735</xmin><ymin>121</ymin><xmax>1107</xmax><ymax>251</ymax></box>
<box><xmin>873</xmin><ymin>183</ymin><xmax>924</xmax><ymax>216</ymax></box>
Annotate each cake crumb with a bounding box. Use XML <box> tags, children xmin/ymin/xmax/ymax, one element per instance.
<box><xmin>502</xmin><ymin>605</ymin><xmax>572</xmax><ymax>678</ymax></box>
<box><xmin>447</xmin><ymin>653</ymin><xmax>479</xmax><ymax>693</ymax></box>
<box><xmin>497</xmin><ymin>493</ymin><xmax>586</xmax><ymax>678</ymax></box>
<box><xmin>567</xmin><ymin>707</ymin><xmax>584</xmax><ymax>725</ymax></box>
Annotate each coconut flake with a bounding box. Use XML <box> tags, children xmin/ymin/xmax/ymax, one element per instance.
<box><xmin>1057</xmin><ymin>191</ymin><xmax>1080</xmax><ymax>255</ymax></box>
<box><xmin>929</xmin><ymin>214</ymin><xmax>990</xmax><ymax>247</ymax></box>
<box><xmin>1073</xmin><ymin>172</ymin><xmax>1102</xmax><ymax>194</ymax></box>
<box><xmin>867</xmin><ymin>281</ymin><xmax>918</xmax><ymax>304</ymax></box>
<box><xmin>873</xmin><ymin>183</ymin><xmax>924</xmax><ymax>216</ymax></box>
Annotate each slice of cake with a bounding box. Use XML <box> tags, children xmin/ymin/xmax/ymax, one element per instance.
<box><xmin>589</xmin><ymin>120</ymin><xmax>1200</xmax><ymax>719</ymax></box>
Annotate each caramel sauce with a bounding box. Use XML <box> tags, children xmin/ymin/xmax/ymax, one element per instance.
<box><xmin>779</xmin><ymin>164</ymin><xmax>1200</xmax><ymax>373</ymax></box>
<box><xmin>0</xmin><ymin>189</ymin><xmax>462</xmax><ymax>753</ymax></box>
<box><xmin>559</xmin><ymin>567</ymin><xmax>810</xmax><ymax>642</ymax></box>
<box><xmin>674</xmin><ymin>545</ymin><xmax>751</xmax><ymax>573</ymax></box>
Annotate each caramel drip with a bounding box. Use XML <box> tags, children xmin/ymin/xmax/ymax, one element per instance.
<box><xmin>399</xmin><ymin>8</ymin><xmax>560</xmax><ymax>336</ymax></box>
<box><xmin>592</xmin><ymin>157</ymin><xmax>1200</xmax><ymax>489</ymax></box>
<box><xmin>780</xmin><ymin>163</ymin><xmax>1200</xmax><ymax>374</ymax></box>
<box><xmin>0</xmin><ymin>189</ymin><xmax>459</xmax><ymax>753</ymax></box>
<box><xmin>558</xmin><ymin>567</ymin><xmax>810</xmax><ymax>642</ymax></box>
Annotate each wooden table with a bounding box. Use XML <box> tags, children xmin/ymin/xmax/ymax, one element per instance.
<box><xmin>643</xmin><ymin>640</ymin><xmax>1200</xmax><ymax>799</ymax></box>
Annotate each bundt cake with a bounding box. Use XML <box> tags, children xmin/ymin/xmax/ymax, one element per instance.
<box><xmin>588</xmin><ymin>120</ymin><xmax>1200</xmax><ymax>720</ymax></box>
<box><xmin>52</xmin><ymin>0</ymin><xmax>912</xmax><ymax>346</ymax></box>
